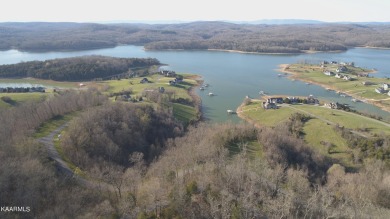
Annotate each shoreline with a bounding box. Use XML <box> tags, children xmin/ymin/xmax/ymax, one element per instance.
<box><xmin>236</xmin><ymin>98</ymin><xmax>264</xmax><ymax>129</ymax></box>
<box><xmin>186</xmin><ymin>75</ymin><xmax>204</xmax><ymax>123</ymax></box>
<box><xmin>278</xmin><ymin>64</ymin><xmax>390</xmax><ymax>113</ymax></box>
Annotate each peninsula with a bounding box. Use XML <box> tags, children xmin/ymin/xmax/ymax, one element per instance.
<box><xmin>279</xmin><ymin>62</ymin><xmax>390</xmax><ymax>113</ymax></box>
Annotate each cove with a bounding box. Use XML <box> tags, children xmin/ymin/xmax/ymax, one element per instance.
<box><xmin>0</xmin><ymin>46</ymin><xmax>389</xmax><ymax>122</ymax></box>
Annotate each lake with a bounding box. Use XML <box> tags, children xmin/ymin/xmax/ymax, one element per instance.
<box><xmin>0</xmin><ymin>46</ymin><xmax>389</xmax><ymax>122</ymax></box>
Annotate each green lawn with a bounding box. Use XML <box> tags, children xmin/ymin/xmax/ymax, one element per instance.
<box><xmin>286</xmin><ymin>64</ymin><xmax>390</xmax><ymax>105</ymax></box>
<box><xmin>172</xmin><ymin>103</ymin><xmax>198</xmax><ymax>124</ymax></box>
<box><xmin>102</xmin><ymin>73</ymin><xmax>200</xmax><ymax>124</ymax></box>
<box><xmin>296</xmin><ymin>105</ymin><xmax>390</xmax><ymax>135</ymax></box>
<box><xmin>240</xmin><ymin>101</ymin><xmax>390</xmax><ymax>167</ymax></box>
<box><xmin>241</xmin><ymin>101</ymin><xmax>295</xmax><ymax>126</ymax></box>
<box><xmin>101</xmin><ymin>74</ymin><xmax>198</xmax><ymax>100</ymax></box>
<box><xmin>0</xmin><ymin>92</ymin><xmax>47</xmax><ymax>107</ymax></box>
<box><xmin>0</xmin><ymin>78</ymin><xmax>79</xmax><ymax>88</ymax></box>
<box><xmin>303</xmin><ymin>119</ymin><xmax>355</xmax><ymax>168</ymax></box>
<box><xmin>0</xmin><ymin>78</ymin><xmax>81</xmax><ymax>108</ymax></box>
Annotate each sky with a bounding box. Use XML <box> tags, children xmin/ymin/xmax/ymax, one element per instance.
<box><xmin>2</xmin><ymin>0</ymin><xmax>390</xmax><ymax>23</ymax></box>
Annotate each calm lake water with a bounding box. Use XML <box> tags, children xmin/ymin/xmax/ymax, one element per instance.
<box><xmin>0</xmin><ymin>46</ymin><xmax>389</xmax><ymax>122</ymax></box>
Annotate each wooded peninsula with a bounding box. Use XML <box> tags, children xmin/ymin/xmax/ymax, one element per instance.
<box><xmin>0</xmin><ymin>56</ymin><xmax>160</xmax><ymax>81</ymax></box>
<box><xmin>1</xmin><ymin>22</ymin><xmax>390</xmax><ymax>53</ymax></box>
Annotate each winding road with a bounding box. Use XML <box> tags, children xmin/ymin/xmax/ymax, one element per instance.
<box><xmin>38</xmin><ymin>123</ymin><xmax>111</xmax><ymax>190</ymax></box>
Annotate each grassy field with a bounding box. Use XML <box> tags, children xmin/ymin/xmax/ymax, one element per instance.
<box><xmin>284</xmin><ymin>64</ymin><xmax>390</xmax><ymax>111</ymax></box>
<box><xmin>0</xmin><ymin>78</ymin><xmax>79</xmax><ymax>88</ymax></box>
<box><xmin>239</xmin><ymin>100</ymin><xmax>390</xmax><ymax>167</ymax></box>
<box><xmin>1</xmin><ymin>74</ymin><xmax>201</xmax><ymax>124</ymax></box>
<box><xmin>101</xmin><ymin>74</ymin><xmax>197</xmax><ymax>100</ymax></box>
<box><xmin>0</xmin><ymin>78</ymin><xmax>80</xmax><ymax>107</ymax></box>
<box><xmin>100</xmin><ymin>73</ymin><xmax>200</xmax><ymax>123</ymax></box>
<box><xmin>0</xmin><ymin>92</ymin><xmax>47</xmax><ymax>107</ymax></box>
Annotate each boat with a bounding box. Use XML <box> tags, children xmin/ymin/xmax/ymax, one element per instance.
<box><xmin>259</xmin><ymin>91</ymin><xmax>264</xmax><ymax>95</ymax></box>
<box><xmin>208</xmin><ymin>92</ymin><xmax>214</xmax><ymax>96</ymax></box>
<box><xmin>227</xmin><ymin>110</ymin><xmax>235</xmax><ymax>114</ymax></box>
<box><xmin>306</xmin><ymin>82</ymin><xmax>311</xmax><ymax>85</ymax></box>
<box><xmin>199</xmin><ymin>86</ymin><xmax>205</xmax><ymax>90</ymax></box>
<box><xmin>351</xmin><ymin>98</ymin><xmax>361</xmax><ymax>102</ymax></box>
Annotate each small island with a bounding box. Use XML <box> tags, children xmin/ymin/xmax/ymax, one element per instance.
<box><xmin>279</xmin><ymin>61</ymin><xmax>390</xmax><ymax>112</ymax></box>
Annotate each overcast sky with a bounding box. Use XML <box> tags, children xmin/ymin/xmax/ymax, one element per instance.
<box><xmin>2</xmin><ymin>0</ymin><xmax>390</xmax><ymax>23</ymax></box>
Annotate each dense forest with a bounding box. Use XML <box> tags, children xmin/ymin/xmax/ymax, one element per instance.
<box><xmin>0</xmin><ymin>56</ymin><xmax>160</xmax><ymax>81</ymax></box>
<box><xmin>1</xmin><ymin>89</ymin><xmax>390</xmax><ymax>218</ymax></box>
<box><xmin>1</xmin><ymin>22</ymin><xmax>390</xmax><ymax>53</ymax></box>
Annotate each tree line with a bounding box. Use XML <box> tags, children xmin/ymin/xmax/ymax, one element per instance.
<box><xmin>0</xmin><ymin>56</ymin><xmax>160</xmax><ymax>81</ymax></box>
<box><xmin>1</xmin><ymin>22</ymin><xmax>390</xmax><ymax>53</ymax></box>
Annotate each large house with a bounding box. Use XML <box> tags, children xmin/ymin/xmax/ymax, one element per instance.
<box><xmin>263</xmin><ymin>102</ymin><xmax>277</xmax><ymax>109</ymax></box>
<box><xmin>160</xmin><ymin>70</ymin><xmax>176</xmax><ymax>77</ymax></box>
<box><xmin>324</xmin><ymin>102</ymin><xmax>341</xmax><ymax>109</ymax></box>
<box><xmin>324</xmin><ymin>71</ymin><xmax>335</xmax><ymax>76</ymax></box>
<box><xmin>336</xmin><ymin>66</ymin><xmax>348</xmax><ymax>73</ymax></box>
<box><xmin>267</xmin><ymin>97</ymin><xmax>284</xmax><ymax>104</ymax></box>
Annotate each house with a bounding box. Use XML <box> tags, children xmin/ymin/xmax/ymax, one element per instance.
<box><xmin>324</xmin><ymin>102</ymin><xmax>341</xmax><ymax>109</ymax></box>
<box><xmin>160</xmin><ymin>70</ymin><xmax>176</xmax><ymax>77</ymax></box>
<box><xmin>267</xmin><ymin>97</ymin><xmax>283</xmax><ymax>104</ymax></box>
<box><xmin>324</xmin><ymin>71</ymin><xmax>335</xmax><ymax>76</ymax></box>
<box><xmin>335</xmin><ymin>73</ymin><xmax>342</xmax><ymax>78</ymax></box>
<box><xmin>140</xmin><ymin>78</ymin><xmax>149</xmax><ymax>83</ymax></box>
<box><xmin>168</xmin><ymin>80</ymin><xmax>176</xmax><ymax>86</ymax></box>
<box><xmin>321</xmin><ymin>61</ymin><xmax>329</xmax><ymax>65</ymax></box>
<box><xmin>287</xmin><ymin>96</ymin><xmax>300</xmax><ymax>104</ymax></box>
<box><xmin>174</xmin><ymin>77</ymin><xmax>183</xmax><ymax>84</ymax></box>
<box><xmin>382</xmin><ymin>83</ymin><xmax>390</xmax><ymax>90</ymax></box>
<box><xmin>375</xmin><ymin>87</ymin><xmax>387</xmax><ymax>94</ymax></box>
<box><xmin>263</xmin><ymin>102</ymin><xmax>277</xmax><ymax>109</ymax></box>
<box><xmin>331</xmin><ymin>61</ymin><xmax>338</xmax><ymax>64</ymax></box>
<box><xmin>358</xmin><ymin>73</ymin><xmax>369</xmax><ymax>77</ymax></box>
<box><xmin>306</xmin><ymin>95</ymin><xmax>319</xmax><ymax>104</ymax></box>
<box><xmin>336</xmin><ymin>66</ymin><xmax>347</xmax><ymax>73</ymax></box>
<box><xmin>343</xmin><ymin>75</ymin><xmax>352</xmax><ymax>81</ymax></box>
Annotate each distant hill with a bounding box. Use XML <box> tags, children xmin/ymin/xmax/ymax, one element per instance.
<box><xmin>1</xmin><ymin>21</ymin><xmax>390</xmax><ymax>53</ymax></box>
<box><xmin>234</xmin><ymin>19</ymin><xmax>325</xmax><ymax>25</ymax></box>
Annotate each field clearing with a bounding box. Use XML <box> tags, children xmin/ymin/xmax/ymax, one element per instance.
<box><xmin>296</xmin><ymin>104</ymin><xmax>390</xmax><ymax>135</ymax></box>
<box><xmin>303</xmin><ymin>119</ymin><xmax>355</xmax><ymax>168</ymax></box>
<box><xmin>0</xmin><ymin>78</ymin><xmax>79</xmax><ymax>88</ymax></box>
<box><xmin>172</xmin><ymin>103</ymin><xmax>198</xmax><ymax>124</ymax></box>
<box><xmin>239</xmin><ymin>100</ymin><xmax>390</xmax><ymax>167</ymax></box>
<box><xmin>283</xmin><ymin>64</ymin><xmax>390</xmax><ymax>112</ymax></box>
<box><xmin>240</xmin><ymin>101</ymin><xmax>295</xmax><ymax>126</ymax></box>
<box><xmin>241</xmin><ymin>101</ymin><xmax>390</xmax><ymax>130</ymax></box>
<box><xmin>0</xmin><ymin>92</ymin><xmax>47</xmax><ymax>107</ymax></box>
<box><xmin>101</xmin><ymin>74</ymin><xmax>198</xmax><ymax>100</ymax></box>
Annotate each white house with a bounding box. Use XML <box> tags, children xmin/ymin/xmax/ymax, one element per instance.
<box><xmin>324</xmin><ymin>71</ymin><xmax>335</xmax><ymax>76</ymax></box>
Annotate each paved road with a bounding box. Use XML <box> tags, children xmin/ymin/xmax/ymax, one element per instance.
<box><xmin>38</xmin><ymin>123</ymin><xmax>111</xmax><ymax>190</ymax></box>
<box><xmin>38</xmin><ymin>124</ymin><xmax>74</xmax><ymax>177</ymax></box>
